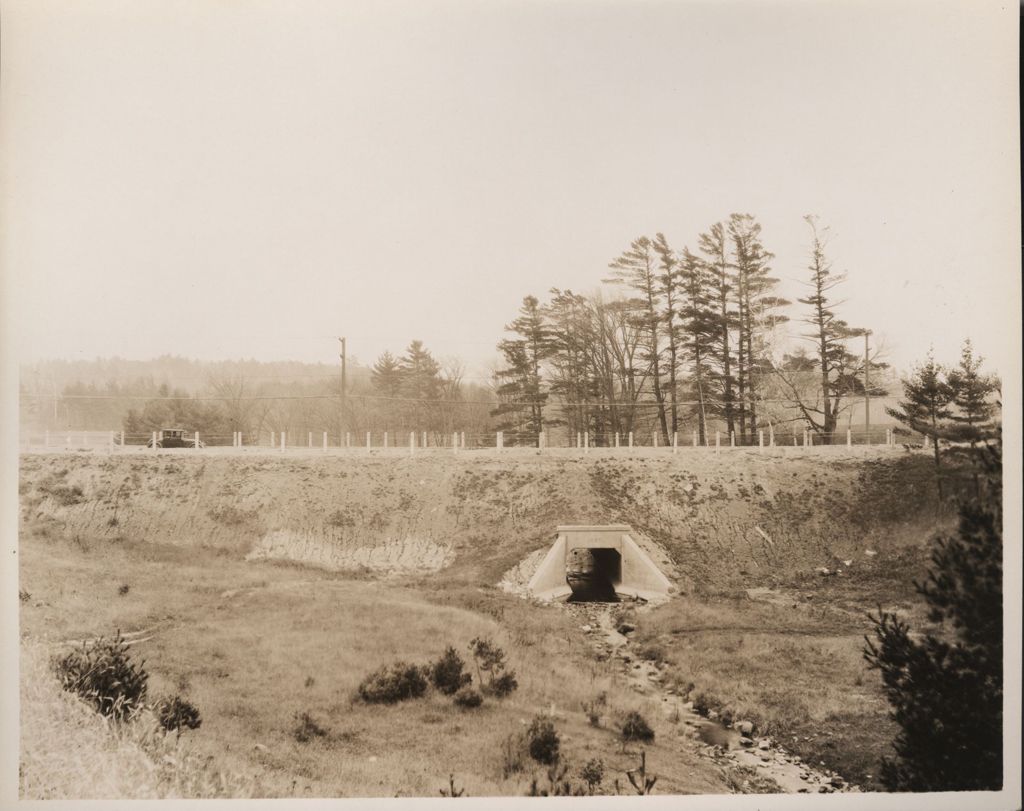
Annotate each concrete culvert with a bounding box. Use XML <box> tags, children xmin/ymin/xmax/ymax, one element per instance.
<box><xmin>566</xmin><ymin>547</ymin><xmax>621</xmax><ymax>602</ymax></box>
<box><xmin>524</xmin><ymin>525</ymin><xmax>673</xmax><ymax>603</ymax></box>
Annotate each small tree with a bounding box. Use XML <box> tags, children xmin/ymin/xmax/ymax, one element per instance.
<box><xmin>864</xmin><ymin>443</ymin><xmax>1002</xmax><ymax>791</ymax></box>
<box><xmin>887</xmin><ymin>350</ymin><xmax>954</xmax><ymax>494</ymax></box>
<box><xmin>946</xmin><ymin>339</ymin><xmax>999</xmax><ymax>445</ymax></box>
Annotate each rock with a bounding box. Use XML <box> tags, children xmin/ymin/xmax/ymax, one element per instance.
<box><xmin>757</xmin><ymin>739</ymin><xmax>770</xmax><ymax>750</ymax></box>
<box><xmin>707</xmin><ymin>710</ymin><xmax>719</xmax><ymax>721</ymax></box>
<box><xmin>738</xmin><ymin>721</ymin><xmax>754</xmax><ymax>736</ymax></box>
<box><xmin>253</xmin><ymin>743</ymin><xmax>268</xmax><ymax>752</ymax></box>
<box><xmin>760</xmin><ymin>754</ymin><xmax>770</xmax><ymax>762</ymax></box>
<box><xmin>739</xmin><ymin>737</ymin><xmax>754</xmax><ymax>747</ymax></box>
<box><xmin>830</xmin><ymin>776</ymin><xmax>845</xmax><ymax>788</ymax></box>
<box><xmin>865</xmin><ymin>549</ymin><xmax>877</xmax><ymax>556</ymax></box>
<box><xmin>618</xmin><ymin>622</ymin><xmax>636</xmax><ymax>634</ymax></box>
<box><xmin>581</xmin><ymin>624</ymin><xmax>592</xmax><ymax>632</ymax></box>
<box><xmin>818</xmin><ymin>786</ymin><xmax>830</xmax><ymax>793</ymax></box>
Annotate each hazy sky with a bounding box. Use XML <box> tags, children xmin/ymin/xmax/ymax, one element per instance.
<box><xmin>2</xmin><ymin>0</ymin><xmax>1019</xmax><ymax>381</ymax></box>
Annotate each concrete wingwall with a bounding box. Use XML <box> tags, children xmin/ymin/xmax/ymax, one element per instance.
<box><xmin>527</xmin><ymin>525</ymin><xmax>673</xmax><ymax>602</ymax></box>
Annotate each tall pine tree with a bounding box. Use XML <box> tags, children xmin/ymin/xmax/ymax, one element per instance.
<box><xmin>698</xmin><ymin>222</ymin><xmax>737</xmax><ymax>438</ymax></box>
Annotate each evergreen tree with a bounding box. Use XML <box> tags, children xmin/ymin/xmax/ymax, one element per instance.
<box><xmin>697</xmin><ymin>222</ymin><xmax>738</xmax><ymax>437</ymax></box>
<box><xmin>779</xmin><ymin>215</ymin><xmax>865</xmax><ymax>443</ymax></box>
<box><xmin>946</xmin><ymin>339</ymin><xmax>999</xmax><ymax>444</ymax></box>
<box><xmin>605</xmin><ymin>236</ymin><xmax>670</xmax><ymax>444</ymax></box>
<box><xmin>864</xmin><ymin>443</ymin><xmax>1002</xmax><ymax>791</ymax></box>
<box><xmin>371</xmin><ymin>351</ymin><xmax>405</xmax><ymax>399</ymax></box>
<box><xmin>491</xmin><ymin>295</ymin><xmax>554</xmax><ymax>442</ymax></box>
<box><xmin>678</xmin><ymin>246</ymin><xmax>718</xmax><ymax>445</ymax></box>
<box><xmin>652</xmin><ymin>233</ymin><xmax>684</xmax><ymax>435</ymax></box>
<box><xmin>727</xmin><ymin>213</ymin><xmax>788</xmax><ymax>442</ymax></box>
<box><xmin>886</xmin><ymin>349</ymin><xmax>954</xmax><ymax>486</ymax></box>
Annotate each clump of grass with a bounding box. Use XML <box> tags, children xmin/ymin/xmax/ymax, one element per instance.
<box><xmin>430</xmin><ymin>646</ymin><xmax>472</xmax><ymax>695</ymax></box>
<box><xmin>526</xmin><ymin>716</ymin><xmax>560</xmax><ymax>765</ymax></box>
<box><xmin>154</xmin><ymin>695</ymin><xmax>202</xmax><ymax>736</ymax></box>
<box><xmin>452</xmin><ymin>686</ymin><xmax>483</xmax><ymax>709</ymax></box>
<box><xmin>19</xmin><ymin>589</ymin><xmax>31</xmax><ymax>604</ymax></box>
<box><xmin>40</xmin><ymin>481</ymin><xmax>85</xmax><ymax>506</ymax></box>
<box><xmin>582</xmin><ymin>691</ymin><xmax>607</xmax><ymax>727</ymax></box>
<box><xmin>620</xmin><ymin>710</ymin><xmax>655</xmax><ymax>744</ymax></box>
<box><xmin>55</xmin><ymin>633</ymin><xmax>148</xmax><ymax>721</ymax></box>
<box><xmin>526</xmin><ymin>760</ymin><xmax>586</xmax><ymax>796</ymax></box>
<box><xmin>500</xmin><ymin>732</ymin><xmax>527</xmax><ymax>778</ymax></box>
<box><xmin>292</xmin><ymin>711</ymin><xmax>329</xmax><ymax>742</ymax></box>
<box><xmin>636</xmin><ymin>641</ymin><xmax>668</xmax><ymax>665</ymax></box>
<box><xmin>118</xmin><ymin>584</ymin><xmax>130</xmax><ymax>597</ymax></box>
<box><xmin>357</xmin><ymin>661</ymin><xmax>428</xmax><ymax>704</ymax></box>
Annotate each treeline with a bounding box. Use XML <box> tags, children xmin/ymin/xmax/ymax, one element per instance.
<box><xmin>490</xmin><ymin>214</ymin><xmax>888</xmax><ymax>445</ymax></box>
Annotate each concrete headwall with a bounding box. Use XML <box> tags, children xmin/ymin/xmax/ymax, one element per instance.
<box><xmin>527</xmin><ymin>525</ymin><xmax>672</xmax><ymax>602</ymax></box>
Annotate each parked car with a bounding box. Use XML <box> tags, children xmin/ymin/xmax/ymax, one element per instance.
<box><xmin>146</xmin><ymin>428</ymin><xmax>205</xmax><ymax>449</ymax></box>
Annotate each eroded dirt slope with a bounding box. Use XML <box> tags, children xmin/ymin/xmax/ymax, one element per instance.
<box><xmin>18</xmin><ymin>448</ymin><xmax>947</xmax><ymax>590</ymax></box>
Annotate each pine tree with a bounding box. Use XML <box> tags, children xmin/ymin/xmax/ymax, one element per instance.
<box><xmin>946</xmin><ymin>339</ymin><xmax>999</xmax><ymax>444</ymax></box>
<box><xmin>605</xmin><ymin>236</ymin><xmax>670</xmax><ymax>445</ymax></box>
<box><xmin>727</xmin><ymin>213</ymin><xmax>788</xmax><ymax>442</ymax></box>
<box><xmin>886</xmin><ymin>350</ymin><xmax>954</xmax><ymax>487</ymax></box>
<box><xmin>779</xmin><ymin>215</ymin><xmax>864</xmax><ymax>443</ymax></box>
<box><xmin>491</xmin><ymin>295</ymin><xmax>554</xmax><ymax>442</ymax></box>
<box><xmin>864</xmin><ymin>443</ymin><xmax>1002</xmax><ymax>791</ymax></box>
<box><xmin>697</xmin><ymin>222</ymin><xmax>738</xmax><ymax>438</ymax></box>
<box><xmin>678</xmin><ymin>246</ymin><xmax>718</xmax><ymax>445</ymax></box>
<box><xmin>652</xmin><ymin>233</ymin><xmax>684</xmax><ymax>435</ymax></box>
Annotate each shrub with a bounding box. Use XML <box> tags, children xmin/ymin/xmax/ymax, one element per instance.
<box><xmin>430</xmin><ymin>646</ymin><xmax>472</xmax><ymax>696</ymax></box>
<box><xmin>452</xmin><ymin>687</ymin><xmax>483</xmax><ymax>709</ymax></box>
<box><xmin>526</xmin><ymin>716</ymin><xmax>560</xmax><ymax>765</ymax></box>
<box><xmin>154</xmin><ymin>695</ymin><xmax>202</xmax><ymax>736</ymax></box>
<box><xmin>468</xmin><ymin>637</ymin><xmax>517</xmax><ymax>698</ymax></box>
<box><xmin>486</xmin><ymin>670</ymin><xmax>518</xmax><ymax>698</ymax></box>
<box><xmin>19</xmin><ymin>589</ymin><xmax>30</xmax><ymax>604</ymax></box>
<box><xmin>357</xmin><ymin>661</ymin><xmax>428</xmax><ymax>704</ymax></box>
<box><xmin>526</xmin><ymin>761</ymin><xmax>586</xmax><ymax>796</ymax></box>
<box><xmin>55</xmin><ymin>633</ymin><xmax>148</xmax><ymax>721</ymax></box>
<box><xmin>620</xmin><ymin>710</ymin><xmax>655</xmax><ymax>744</ymax></box>
<box><xmin>692</xmin><ymin>691</ymin><xmax>713</xmax><ymax>717</ymax></box>
<box><xmin>292</xmin><ymin>711</ymin><xmax>329</xmax><ymax>742</ymax></box>
<box><xmin>579</xmin><ymin>758</ymin><xmax>604</xmax><ymax>793</ymax></box>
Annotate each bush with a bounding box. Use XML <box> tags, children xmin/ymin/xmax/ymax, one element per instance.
<box><xmin>486</xmin><ymin>670</ymin><xmax>518</xmax><ymax>698</ymax></box>
<box><xmin>154</xmin><ymin>695</ymin><xmax>202</xmax><ymax>736</ymax></box>
<box><xmin>357</xmin><ymin>661</ymin><xmax>428</xmax><ymax>704</ymax></box>
<box><xmin>452</xmin><ymin>687</ymin><xmax>483</xmax><ymax>709</ymax></box>
<box><xmin>526</xmin><ymin>716</ymin><xmax>560</xmax><ymax>765</ymax></box>
<box><xmin>620</xmin><ymin>710</ymin><xmax>655</xmax><ymax>744</ymax></box>
<box><xmin>430</xmin><ymin>646</ymin><xmax>472</xmax><ymax>696</ymax></box>
<box><xmin>468</xmin><ymin>637</ymin><xmax>517</xmax><ymax>698</ymax></box>
<box><xmin>579</xmin><ymin>758</ymin><xmax>605</xmax><ymax>793</ymax></box>
<box><xmin>55</xmin><ymin>633</ymin><xmax>148</xmax><ymax>720</ymax></box>
<box><xmin>292</xmin><ymin>711</ymin><xmax>329</xmax><ymax>742</ymax></box>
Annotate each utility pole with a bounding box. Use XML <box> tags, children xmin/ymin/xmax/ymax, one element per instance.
<box><xmin>339</xmin><ymin>337</ymin><xmax>347</xmax><ymax>438</ymax></box>
<box><xmin>863</xmin><ymin>330</ymin><xmax>871</xmax><ymax>443</ymax></box>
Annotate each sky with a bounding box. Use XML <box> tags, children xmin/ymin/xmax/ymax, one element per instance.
<box><xmin>1</xmin><ymin>0</ymin><xmax>1019</xmax><ymax>382</ymax></box>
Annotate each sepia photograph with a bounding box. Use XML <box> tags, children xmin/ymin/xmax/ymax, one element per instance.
<box><xmin>1</xmin><ymin>1</ymin><xmax>1020</xmax><ymax>808</ymax></box>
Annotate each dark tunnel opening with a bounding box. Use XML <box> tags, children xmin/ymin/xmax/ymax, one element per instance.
<box><xmin>566</xmin><ymin>547</ymin><xmax>621</xmax><ymax>603</ymax></box>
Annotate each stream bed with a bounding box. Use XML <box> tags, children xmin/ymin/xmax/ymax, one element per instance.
<box><xmin>565</xmin><ymin>601</ymin><xmax>859</xmax><ymax>795</ymax></box>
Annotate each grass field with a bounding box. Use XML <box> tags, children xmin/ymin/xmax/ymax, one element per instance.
<box><xmin>18</xmin><ymin>448</ymin><xmax>953</xmax><ymax>798</ymax></box>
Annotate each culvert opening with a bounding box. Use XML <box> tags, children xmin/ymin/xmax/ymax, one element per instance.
<box><xmin>566</xmin><ymin>547</ymin><xmax>621</xmax><ymax>603</ymax></box>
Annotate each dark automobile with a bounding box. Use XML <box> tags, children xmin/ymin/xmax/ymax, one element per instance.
<box><xmin>146</xmin><ymin>428</ymin><xmax>205</xmax><ymax>449</ymax></box>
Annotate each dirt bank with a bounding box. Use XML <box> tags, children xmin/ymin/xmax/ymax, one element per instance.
<box><xmin>19</xmin><ymin>448</ymin><xmax>946</xmax><ymax>590</ymax></box>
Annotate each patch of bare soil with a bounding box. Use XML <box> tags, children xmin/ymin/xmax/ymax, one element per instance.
<box><xmin>245</xmin><ymin>530</ymin><xmax>453</xmax><ymax>574</ymax></box>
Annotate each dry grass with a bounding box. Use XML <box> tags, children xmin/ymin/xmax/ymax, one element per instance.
<box><xmin>19</xmin><ymin>644</ymin><xmax>260</xmax><ymax>799</ymax></box>
<box><xmin>19</xmin><ymin>521</ymin><xmax>728</xmax><ymax>797</ymax></box>
<box><xmin>633</xmin><ymin>590</ymin><xmax>920</xmax><ymax>788</ymax></box>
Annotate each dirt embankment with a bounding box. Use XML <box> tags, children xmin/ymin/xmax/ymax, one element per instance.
<box><xmin>18</xmin><ymin>449</ymin><xmax>947</xmax><ymax>590</ymax></box>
